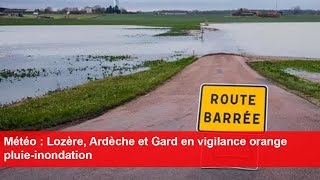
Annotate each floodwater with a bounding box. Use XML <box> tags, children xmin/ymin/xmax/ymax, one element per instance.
<box><xmin>0</xmin><ymin>23</ymin><xmax>320</xmax><ymax>105</ymax></box>
<box><xmin>284</xmin><ymin>68</ymin><xmax>320</xmax><ymax>83</ymax></box>
<box><xmin>210</xmin><ymin>22</ymin><xmax>320</xmax><ymax>58</ymax></box>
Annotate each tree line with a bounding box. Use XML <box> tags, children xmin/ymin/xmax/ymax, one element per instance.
<box><xmin>154</xmin><ymin>6</ymin><xmax>320</xmax><ymax>15</ymax></box>
<box><xmin>41</xmin><ymin>5</ymin><xmax>129</xmax><ymax>14</ymax></box>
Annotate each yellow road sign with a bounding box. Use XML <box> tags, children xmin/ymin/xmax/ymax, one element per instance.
<box><xmin>197</xmin><ymin>84</ymin><xmax>268</xmax><ymax>132</ymax></box>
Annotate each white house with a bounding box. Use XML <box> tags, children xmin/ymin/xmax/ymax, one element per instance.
<box><xmin>84</xmin><ymin>7</ymin><xmax>93</xmax><ymax>14</ymax></box>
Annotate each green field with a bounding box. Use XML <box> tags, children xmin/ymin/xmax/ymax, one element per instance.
<box><xmin>249</xmin><ymin>60</ymin><xmax>320</xmax><ymax>102</ymax></box>
<box><xmin>0</xmin><ymin>56</ymin><xmax>196</xmax><ymax>130</ymax></box>
<box><xmin>1</xmin><ymin>14</ymin><xmax>320</xmax><ymax>35</ymax></box>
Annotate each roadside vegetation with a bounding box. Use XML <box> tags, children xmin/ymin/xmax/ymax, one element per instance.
<box><xmin>249</xmin><ymin>60</ymin><xmax>320</xmax><ymax>101</ymax></box>
<box><xmin>1</xmin><ymin>14</ymin><xmax>320</xmax><ymax>36</ymax></box>
<box><xmin>0</xmin><ymin>56</ymin><xmax>196</xmax><ymax>130</ymax></box>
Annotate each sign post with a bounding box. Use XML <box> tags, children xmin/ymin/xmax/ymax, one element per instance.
<box><xmin>197</xmin><ymin>83</ymin><xmax>268</xmax><ymax>170</ymax></box>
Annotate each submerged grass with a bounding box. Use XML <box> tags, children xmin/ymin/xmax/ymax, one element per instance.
<box><xmin>0</xmin><ymin>56</ymin><xmax>196</xmax><ymax>130</ymax></box>
<box><xmin>249</xmin><ymin>60</ymin><xmax>320</xmax><ymax>101</ymax></box>
<box><xmin>0</xmin><ymin>68</ymin><xmax>41</xmax><ymax>79</ymax></box>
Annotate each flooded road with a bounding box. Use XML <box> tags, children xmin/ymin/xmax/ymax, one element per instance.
<box><xmin>1</xmin><ymin>23</ymin><xmax>319</xmax><ymax>105</ymax></box>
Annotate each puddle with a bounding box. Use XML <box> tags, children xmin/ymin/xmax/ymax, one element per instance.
<box><xmin>284</xmin><ymin>68</ymin><xmax>320</xmax><ymax>83</ymax></box>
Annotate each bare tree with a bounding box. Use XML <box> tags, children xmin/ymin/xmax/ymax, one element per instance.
<box><xmin>292</xmin><ymin>6</ymin><xmax>301</xmax><ymax>15</ymax></box>
<box><xmin>61</xmin><ymin>8</ymin><xmax>69</xmax><ymax>14</ymax></box>
<box><xmin>120</xmin><ymin>8</ymin><xmax>127</xmax><ymax>14</ymax></box>
<box><xmin>44</xmin><ymin>7</ymin><xmax>53</xmax><ymax>14</ymax></box>
<box><xmin>93</xmin><ymin>5</ymin><xmax>105</xmax><ymax>14</ymax></box>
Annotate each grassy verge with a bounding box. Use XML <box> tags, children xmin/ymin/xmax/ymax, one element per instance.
<box><xmin>249</xmin><ymin>60</ymin><xmax>320</xmax><ymax>101</ymax></box>
<box><xmin>1</xmin><ymin>14</ymin><xmax>320</xmax><ymax>36</ymax></box>
<box><xmin>0</xmin><ymin>56</ymin><xmax>196</xmax><ymax>130</ymax></box>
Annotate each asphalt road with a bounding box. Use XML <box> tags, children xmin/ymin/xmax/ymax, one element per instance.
<box><xmin>1</xmin><ymin>55</ymin><xmax>320</xmax><ymax>180</ymax></box>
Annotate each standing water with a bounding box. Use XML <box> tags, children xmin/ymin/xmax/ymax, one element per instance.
<box><xmin>1</xmin><ymin>23</ymin><xmax>320</xmax><ymax>105</ymax></box>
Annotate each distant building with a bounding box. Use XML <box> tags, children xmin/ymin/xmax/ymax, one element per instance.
<box><xmin>232</xmin><ymin>8</ymin><xmax>256</xmax><ymax>16</ymax></box>
<box><xmin>232</xmin><ymin>8</ymin><xmax>281</xmax><ymax>18</ymax></box>
<box><xmin>0</xmin><ymin>7</ymin><xmax>6</xmax><ymax>16</ymax></box>
<box><xmin>156</xmin><ymin>10</ymin><xmax>188</xmax><ymax>15</ymax></box>
<box><xmin>84</xmin><ymin>7</ymin><xmax>93</xmax><ymax>14</ymax></box>
<box><xmin>2</xmin><ymin>8</ymin><xmax>26</xmax><ymax>16</ymax></box>
<box><xmin>256</xmin><ymin>11</ymin><xmax>281</xmax><ymax>17</ymax></box>
<box><xmin>25</xmin><ymin>9</ymin><xmax>35</xmax><ymax>14</ymax></box>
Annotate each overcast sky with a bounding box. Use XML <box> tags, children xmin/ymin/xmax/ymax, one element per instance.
<box><xmin>1</xmin><ymin>0</ymin><xmax>319</xmax><ymax>11</ymax></box>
